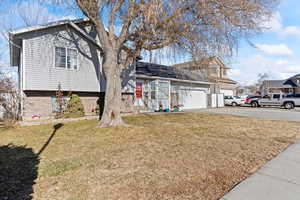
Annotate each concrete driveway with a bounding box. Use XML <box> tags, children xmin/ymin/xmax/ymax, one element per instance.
<box><xmin>195</xmin><ymin>107</ymin><xmax>300</xmax><ymax>122</ymax></box>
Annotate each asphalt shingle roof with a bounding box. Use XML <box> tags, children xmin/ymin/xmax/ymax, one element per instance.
<box><xmin>263</xmin><ymin>80</ymin><xmax>293</xmax><ymax>88</ymax></box>
<box><xmin>136</xmin><ymin>62</ymin><xmax>206</xmax><ymax>82</ymax></box>
<box><xmin>284</xmin><ymin>74</ymin><xmax>300</xmax><ymax>87</ymax></box>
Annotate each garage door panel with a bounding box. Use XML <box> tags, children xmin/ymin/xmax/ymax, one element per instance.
<box><xmin>179</xmin><ymin>90</ymin><xmax>207</xmax><ymax>109</ymax></box>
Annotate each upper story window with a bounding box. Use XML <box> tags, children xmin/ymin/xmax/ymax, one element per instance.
<box><xmin>222</xmin><ymin>69</ymin><xmax>227</xmax><ymax>76</ymax></box>
<box><xmin>55</xmin><ymin>47</ymin><xmax>78</xmax><ymax>70</ymax></box>
<box><xmin>209</xmin><ymin>67</ymin><xmax>219</xmax><ymax>77</ymax></box>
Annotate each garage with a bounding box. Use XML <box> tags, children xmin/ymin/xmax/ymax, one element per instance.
<box><xmin>179</xmin><ymin>89</ymin><xmax>207</xmax><ymax>109</ymax></box>
<box><xmin>135</xmin><ymin>62</ymin><xmax>213</xmax><ymax>111</ymax></box>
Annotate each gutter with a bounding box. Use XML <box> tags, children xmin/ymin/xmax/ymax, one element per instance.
<box><xmin>136</xmin><ymin>74</ymin><xmax>213</xmax><ymax>85</ymax></box>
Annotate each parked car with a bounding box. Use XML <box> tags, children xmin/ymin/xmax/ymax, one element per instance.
<box><xmin>245</xmin><ymin>95</ymin><xmax>262</xmax><ymax>107</ymax></box>
<box><xmin>257</xmin><ymin>93</ymin><xmax>300</xmax><ymax>109</ymax></box>
<box><xmin>224</xmin><ymin>96</ymin><xmax>245</xmax><ymax>106</ymax></box>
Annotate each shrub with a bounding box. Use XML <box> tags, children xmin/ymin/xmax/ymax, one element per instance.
<box><xmin>64</xmin><ymin>94</ymin><xmax>85</xmax><ymax>118</ymax></box>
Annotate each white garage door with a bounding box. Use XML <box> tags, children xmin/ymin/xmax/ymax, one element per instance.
<box><xmin>179</xmin><ymin>90</ymin><xmax>207</xmax><ymax>109</ymax></box>
<box><xmin>220</xmin><ymin>89</ymin><xmax>234</xmax><ymax>96</ymax></box>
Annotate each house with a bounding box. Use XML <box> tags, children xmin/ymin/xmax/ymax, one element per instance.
<box><xmin>260</xmin><ymin>80</ymin><xmax>294</xmax><ymax>96</ymax></box>
<box><xmin>259</xmin><ymin>74</ymin><xmax>300</xmax><ymax>95</ymax></box>
<box><xmin>284</xmin><ymin>74</ymin><xmax>300</xmax><ymax>94</ymax></box>
<box><xmin>135</xmin><ymin>62</ymin><xmax>212</xmax><ymax>111</ymax></box>
<box><xmin>172</xmin><ymin>57</ymin><xmax>237</xmax><ymax>96</ymax></box>
<box><xmin>9</xmin><ymin>19</ymin><xmax>214</xmax><ymax>121</ymax></box>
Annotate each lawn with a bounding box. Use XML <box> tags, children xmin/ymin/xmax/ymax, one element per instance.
<box><xmin>1</xmin><ymin>113</ymin><xmax>300</xmax><ymax>200</ymax></box>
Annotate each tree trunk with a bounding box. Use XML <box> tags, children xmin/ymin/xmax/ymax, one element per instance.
<box><xmin>97</xmin><ymin>51</ymin><xmax>124</xmax><ymax>127</ymax></box>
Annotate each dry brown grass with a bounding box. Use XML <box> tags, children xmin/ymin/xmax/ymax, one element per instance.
<box><xmin>1</xmin><ymin>113</ymin><xmax>300</xmax><ymax>200</ymax></box>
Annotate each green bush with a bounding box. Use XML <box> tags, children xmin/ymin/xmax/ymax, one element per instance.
<box><xmin>64</xmin><ymin>94</ymin><xmax>85</xmax><ymax>118</ymax></box>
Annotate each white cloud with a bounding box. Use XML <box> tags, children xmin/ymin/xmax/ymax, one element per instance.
<box><xmin>256</xmin><ymin>44</ymin><xmax>293</xmax><ymax>56</ymax></box>
<box><xmin>281</xmin><ymin>26</ymin><xmax>300</xmax><ymax>39</ymax></box>
<box><xmin>230</xmin><ymin>54</ymin><xmax>300</xmax><ymax>86</ymax></box>
<box><xmin>260</xmin><ymin>12</ymin><xmax>300</xmax><ymax>41</ymax></box>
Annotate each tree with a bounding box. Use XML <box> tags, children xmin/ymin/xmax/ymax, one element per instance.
<box><xmin>257</xmin><ymin>72</ymin><xmax>270</xmax><ymax>84</ymax></box>
<box><xmin>0</xmin><ymin>70</ymin><xmax>19</xmax><ymax>122</ymax></box>
<box><xmin>0</xmin><ymin>0</ymin><xmax>72</xmax><ymax>65</ymax></box>
<box><xmin>49</xmin><ymin>0</ymin><xmax>279</xmax><ymax>126</ymax></box>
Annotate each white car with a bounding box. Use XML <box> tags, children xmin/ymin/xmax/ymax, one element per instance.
<box><xmin>224</xmin><ymin>96</ymin><xmax>245</xmax><ymax>106</ymax></box>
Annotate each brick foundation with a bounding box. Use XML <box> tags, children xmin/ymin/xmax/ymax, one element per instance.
<box><xmin>22</xmin><ymin>91</ymin><xmax>135</xmax><ymax>121</ymax></box>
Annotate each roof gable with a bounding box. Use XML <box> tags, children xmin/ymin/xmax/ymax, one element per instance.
<box><xmin>284</xmin><ymin>74</ymin><xmax>300</xmax><ymax>87</ymax></box>
<box><xmin>172</xmin><ymin>56</ymin><xmax>230</xmax><ymax>70</ymax></box>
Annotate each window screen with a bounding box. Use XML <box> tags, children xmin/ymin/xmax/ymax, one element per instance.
<box><xmin>55</xmin><ymin>47</ymin><xmax>78</xmax><ymax>70</ymax></box>
<box><xmin>67</xmin><ymin>49</ymin><xmax>78</xmax><ymax>70</ymax></box>
<box><xmin>158</xmin><ymin>82</ymin><xmax>169</xmax><ymax>99</ymax></box>
<box><xmin>55</xmin><ymin>47</ymin><xmax>66</xmax><ymax>68</ymax></box>
<box><xmin>150</xmin><ymin>81</ymin><xmax>156</xmax><ymax>99</ymax></box>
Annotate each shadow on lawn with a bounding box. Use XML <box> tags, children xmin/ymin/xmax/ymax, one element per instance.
<box><xmin>0</xmin><ymin>123</ymin><xmax>63</xmax><ymax>200</ymax></box>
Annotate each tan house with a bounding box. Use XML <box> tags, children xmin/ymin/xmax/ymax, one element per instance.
<box><xmin>173</xmin><ymin>57</ymin><xmax>237</xmax><ymax>96</ymax></box>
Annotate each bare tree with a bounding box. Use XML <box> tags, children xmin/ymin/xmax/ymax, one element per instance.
<box><xmin>0</xmin><ymin>0</ymin><xmax>68</xmax><ymax>65</ymax></box>
<box><xmin>0</xmin><ymin>71</ymin><xmax>19</xmax><ymax>122</ymax></box>
<box><xmin>41</xmin><ymin>0</ymin><xmax>280</xmax><ymax>126</ymax></box>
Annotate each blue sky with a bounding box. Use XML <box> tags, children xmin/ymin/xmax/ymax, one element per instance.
<box><xmin>228</xmin><ymin>0</ymin><xmax>300</xmax><ymax>85</ymax></box>
<box><xmin>0</xmin><ymin>0</ymin><xmax>299</xmax><ymax>86</ymax></box>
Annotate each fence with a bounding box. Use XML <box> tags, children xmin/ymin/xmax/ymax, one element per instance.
<box><xmin>208</xmin><ymin>93</ymin><xmax>224</xmax><ymax>108</ymax></box>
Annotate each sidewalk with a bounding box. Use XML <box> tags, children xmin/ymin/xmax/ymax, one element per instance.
<box><xmin>221</xmin><ymin>141</ymin><xmax>300</xmax><ymax>200</ymax></box>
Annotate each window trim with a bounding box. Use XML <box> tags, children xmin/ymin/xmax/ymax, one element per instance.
<box><xmin>54</xmin><ymin>46</ymin><xmax>79</xmax><ymax>71</ymax></box>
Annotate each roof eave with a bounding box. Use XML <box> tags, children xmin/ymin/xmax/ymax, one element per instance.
<box><xmin>9</xmin><ymin>18</ymin><xmax>89</xmax><ymax>36</ymax></box>
<box><xmin>136</xmin><ymin>74</ymin><xmax>213</xmax><ymax>85</ymax></box>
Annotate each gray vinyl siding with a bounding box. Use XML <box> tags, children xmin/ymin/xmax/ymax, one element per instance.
<box><xmin>22</xmin><ymin>25</ymin><xmax>103</xmax><ymax>92</ymax></box>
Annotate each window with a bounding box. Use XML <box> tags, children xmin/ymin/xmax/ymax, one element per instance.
<box><xmin>51</xmin><ymin>96</ymin><xmax>68</xmax><ymax>113</ymax></box>
<box><xmin>157</xmin><ymin>81</ymin><xmax>169</xmax><ymax>99</ymax></box>
<box><xmin>273</xmin><ymin>94</ymin><xmax>280</xmax><ymax>99</ymax></box>
<box><xmin>67</xmin><ymin>49</ymin><xmax>78</xmax><ymax>70</ymax></box>
<box><xmin>55</xmin><ymin>47</ymin><xmax>78</xmax><ymax>70</ymax></box>
<box><xmin>55</xmin><ymin>47</ymin><xmax>66</xmax><ymax>68</ymax></box>
<box><xmin>150</xmin><ymin>81</ymin><xmax>156</xmax><ymax>99</ymax></box>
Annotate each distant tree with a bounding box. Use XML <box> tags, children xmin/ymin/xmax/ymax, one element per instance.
<box><xmin>0</xmin><ymin>71</ymin><xmax>19</xmax><ymax>122</ymax></box>
<box><xmin>257</xmin><ymin>73</ymin><xmax>270</xmax><ymax>84</ymax></box>
<box><xmin>241</xmin><ymin>73</ymin><xmax>270</xmax><ymax>95</ymax></box>
<box><xmin>0</xmin><ymin>0</ymin><xmax>64</xmax><ymax>65</ymax></box>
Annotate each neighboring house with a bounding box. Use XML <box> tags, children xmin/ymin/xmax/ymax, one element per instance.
<box><xmin>235</xmin><ymin>85</ymin><xmax>255</xmax><ymax>96</ymax></box>
<box><xmin>172</xmin><ymin>57</ymin><xmax>237</xmax><ymax>96</ymax></box>
<box><xmin>260</xmin><ymin>80</ymin><xmax>294</xmax><ymax>96</ymax></box>
<box><xmin>259</xmin><ymin>74</ymin><xmax>300</xmax><ymax>95</ymax></box>
<box><xmin>9</xmin><ymin>19</ymin><xmax>214</xmax><ymax>121</ymax></box>
<box><xmin>284</xmin><ymin>74</ymin><xmax>300</xmax><ymax>94</ymax></box>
